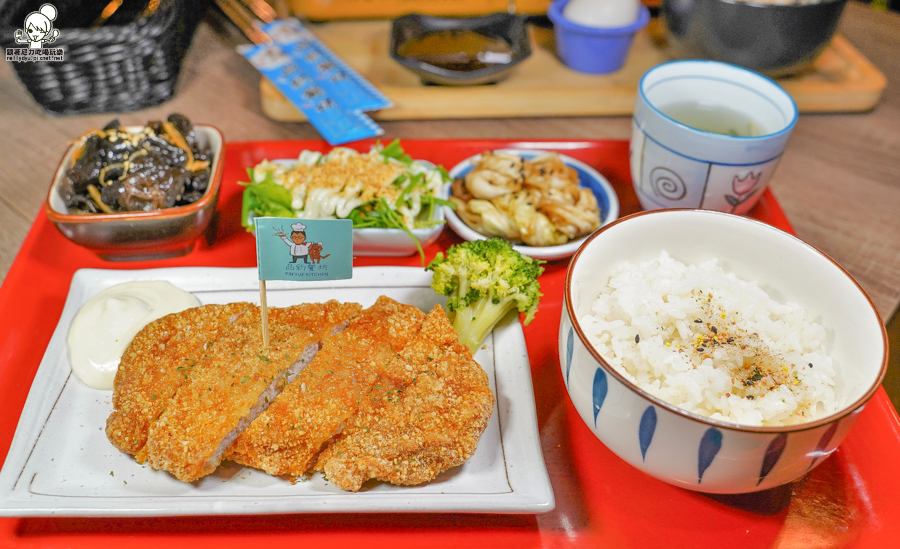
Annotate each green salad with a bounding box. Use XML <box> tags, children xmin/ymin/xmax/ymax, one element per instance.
<box><xmin>240</xmin><ymin>140</ymin><xmax>453</xmax><ymax>261</ymax></box>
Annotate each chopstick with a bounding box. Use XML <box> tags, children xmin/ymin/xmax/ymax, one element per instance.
<box><xmin>90</xmin><ymin>0</ymin><xmax>124</xmax><ymax>28</ymax></box>
<box><xmin>237</xmin><ymin>0</ymin><xmax>276</xmax><ymax>24</ymax></box>
<box><xmin>269</xmin><ymin>0</ymin><xmax>290</xmax><ymax>18</ymax></box>
<box><xmin>215</xmin><ymin>0</ymin><xmax>270</xmax><ymax>44</ymax></box>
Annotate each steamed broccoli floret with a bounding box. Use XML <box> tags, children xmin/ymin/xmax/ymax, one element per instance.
<box><xmin>426</xmin><ymin>238</ymin><xmax>544</xmax><ymax>354</ymax></box>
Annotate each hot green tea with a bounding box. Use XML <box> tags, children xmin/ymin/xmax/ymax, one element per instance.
<box><xmin>660</xmin><ymin>102</ymin><xmax>763</xmax><ymax>137</ymax></box>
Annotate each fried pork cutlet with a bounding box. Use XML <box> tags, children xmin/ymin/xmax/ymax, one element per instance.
<box><xmin>106</xmin><ymin>302</ymin><xmax>255</xmax><ymax>457</ymax></box>
<box><xmin>114</xmin><ymin>300</ymin><xmax>361</xmax><ymax>483</ymax></box>
<box><xmin>313</xmin><ymin>305</ymin><xmax>495</xmax><ymax>492</ymax></box>
<box><xmin>226</xmin><ymin>296</ymin><xmax>426</xmax><ymax>476</ymax></box>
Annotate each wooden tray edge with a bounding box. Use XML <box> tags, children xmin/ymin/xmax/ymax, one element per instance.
<box><xmin>259</xmin><ymin>34</ymin><xmax>888</xmax><ymax>121</ymax></box>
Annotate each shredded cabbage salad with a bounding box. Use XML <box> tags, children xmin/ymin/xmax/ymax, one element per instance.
<box><xmin>240</xmin><ymin>140</ymin><xmax>453</xmax><ymax>260</ymax></box>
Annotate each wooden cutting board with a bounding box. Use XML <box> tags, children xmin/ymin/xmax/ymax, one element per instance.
<box><xmin>259</xmin><ymin>19</ymin><xmax>887</xmax><ymax>121</ymax></box>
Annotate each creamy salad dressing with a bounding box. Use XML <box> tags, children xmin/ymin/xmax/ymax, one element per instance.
<box><xmin>67</xmin><ymin>281</ymin><xmax>200</xmax><ymax>390</ymax></box>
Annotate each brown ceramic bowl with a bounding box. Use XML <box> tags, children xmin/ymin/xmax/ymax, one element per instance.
<box><xmin>45</xmin><ymin>125</ymin><xmax>224</xmax><ymax>261</ymax></box>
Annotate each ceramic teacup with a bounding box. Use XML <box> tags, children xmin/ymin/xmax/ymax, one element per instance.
<box><xmin>630</xmin><ymin>60</ymin><xmax>798</xmax><ymax>214</ymax></box>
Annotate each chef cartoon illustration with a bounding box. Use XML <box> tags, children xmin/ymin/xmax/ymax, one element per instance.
<box><xmin>275</xmin><ymin>222</ymin><xmax>323</xmax><ymax>264</ymax></box>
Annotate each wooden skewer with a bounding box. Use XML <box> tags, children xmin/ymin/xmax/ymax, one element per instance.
<box><xmin>259</xmin><ymin>280</ymin><xmax>270</xmax><ymax>348</ymax></box>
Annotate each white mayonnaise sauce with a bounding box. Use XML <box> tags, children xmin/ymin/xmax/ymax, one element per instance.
<box><xmin>67</xmin><ymin>281</ymin><xmax>200</xmax><ymax>390</ymax></box>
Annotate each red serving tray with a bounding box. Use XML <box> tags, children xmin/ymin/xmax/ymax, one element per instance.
<box><xmin>0</xmin><ymin>139</ymin><xmax>897</xmax><ymax>548</ymax></box>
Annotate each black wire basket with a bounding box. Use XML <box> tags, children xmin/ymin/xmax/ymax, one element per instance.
<box><xmin>0</xmin><ymin>0</ymin><xmax>208</xmax><ymax>115</ymax></box>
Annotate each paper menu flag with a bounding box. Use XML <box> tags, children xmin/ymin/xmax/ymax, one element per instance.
<box><xmin>254</xmin><ymin>217</ymin><xmax>353</xmax><ymax>281</ymax></box>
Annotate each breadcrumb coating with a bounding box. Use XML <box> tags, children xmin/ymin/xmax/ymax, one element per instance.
<box><xmin>108</xmin><ymin>301</ymin><xmax>360</xmax><ymax>482</ymax></box>
<box><xmin>106</xmin><ymin>298</ymin><xmax>495</xmax><ymax>490</ymax></box>
<box><xmin>106</xmin><ymin>302</ymin><xmax>255</xmax><ymax>457</ymax></box>
<box><xmin>313</xmin><ymin>305</ymin><xmax>495</xmax><ymax>492</ymax></box>
<box><xmin>225</xmin><ymin>296</ymin><xmax>425</xmax><ymax>476</ymax></box>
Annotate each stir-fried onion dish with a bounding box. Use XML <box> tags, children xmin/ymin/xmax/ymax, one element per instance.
<box><xmin>450</xmin><ymin>151</ymin><xmax>602</xmax><ymax>247</ymax></box>
<box><xmin>59</xmin><ymin>114</ymin><xmax>213</xmax><ymax>214</ymax></box>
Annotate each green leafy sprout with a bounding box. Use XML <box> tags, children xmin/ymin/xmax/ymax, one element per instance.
<box><xmin>427</xmin><ymin>238</ymin><xmax>544</xmax><ymax>354</ymax></box>
<box><xmin>239</xmin><ymin>169</ymin><xmax>294</xmax><ymax>224</ymax></box>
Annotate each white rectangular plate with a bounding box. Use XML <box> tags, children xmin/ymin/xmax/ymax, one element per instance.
<box><xmin>0</xmin><ymin>266</ymin><xmax>554</xmax><ymax>516</ymax></box>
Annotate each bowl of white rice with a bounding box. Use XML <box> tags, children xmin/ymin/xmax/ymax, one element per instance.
<box><xmin>560</xmin><ymin>209</ymin><xmax>887</xmax><ymax>493</ymax></box>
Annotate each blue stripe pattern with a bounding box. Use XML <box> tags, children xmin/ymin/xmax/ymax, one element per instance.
<box><xmin>639</xmin><ymin>406</ymin><xmax>657</xmax><ymax>461</ymax></box>
<box><xmin>698</xmin><ymin>428</ymin><xmax>723</xmax><ymax>483</ymax></box>
<box><xmin>565</xmin><ymin>327</ymin><xmax>574</xmax><ymax>385</ymax></box>
<box><xmin>635</xmin><ymin>126</ymin><xmax>785</xmax><ymax>167</ymax></box>
<box><xmin>758</xmin><ymin>433</ymin><xmax>788</xmax><ymax>486</ymax></box>
<box><xmin>807</xmin><ymin>422</ymin><xmax>839</xmax><ymax>471</ymax></box>
<box><xmin>592</xmin><ymin>368</ymin><xmax>608</xmax><ymax>427</ymax></box>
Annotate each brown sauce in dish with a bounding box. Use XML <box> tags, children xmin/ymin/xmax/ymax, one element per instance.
<box><xmin>397</xmin><ymin>29</ymin><xmax>512</xmax><ymax>71</ymax></box>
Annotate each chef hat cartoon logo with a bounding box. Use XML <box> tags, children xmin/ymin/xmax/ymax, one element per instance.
<box><xmin>274</xmin><ymin>222</ymin><xmax>314</xmax><ymax>264</ymax></box>
<box><xmin>285</xmin><ymin>222</ymin><xmax>307</xmax><ymax>246</ymax></box>
<box><xmin>15</xmin><ymin>4</ymin><xmax>60</xmax><ymax>49</ymax></box>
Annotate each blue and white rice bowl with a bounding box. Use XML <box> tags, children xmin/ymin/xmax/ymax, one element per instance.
<box><xmin>446</xmin><ymin>149</ymin><xmax>619</xmax><ymax>261</ymax></box>
<box><xmin>560</xmin><ymin>209</ymin><xmax>887</xmax><ymax>493</ymax></box>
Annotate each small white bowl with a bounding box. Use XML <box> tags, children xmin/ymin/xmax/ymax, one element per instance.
<box><xmin>561</xmin><ymin>209</ymin><xmax>887</xmax><ymax>493</ymax></box>
<box><xmin>265</xmin><ymin>160</ymin><xmax>446</xmax><ymax>257</ymax></box>
<box><xmin>351</xmin><ymin>222</ymin><xmax>444</xmax><ymax>257</ymax></box>
<box><xmin>445</xmin><ymin>149</ymin><xmax>619</xmax><ymax>261</ymax></box>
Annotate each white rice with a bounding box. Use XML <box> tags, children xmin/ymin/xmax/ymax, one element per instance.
<box><xmin>580</xmin><ymin>251</ymin><xmax>841</xmax><ymax>426</ymax></box>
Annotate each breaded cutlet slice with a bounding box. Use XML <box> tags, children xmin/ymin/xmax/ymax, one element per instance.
<box><xmin>226</xmin><ymin>296</ymin><xmax>426</xmax><ymax>476</ymax></box>
<box><xmin>106</xmin><ymin>302</ymin><xmax>255</xmax><ymax>457</ymax></box>
<box><xmin>313</xmin><ymin>305</ymin><xmax>495</xmax><ymax>492</ymax></box>
<box><xmin>142</xmin><ymin>301</ymin><xmax>361</xmax><ymax>482</ymax></box>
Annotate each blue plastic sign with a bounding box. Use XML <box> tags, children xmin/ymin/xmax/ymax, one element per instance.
<box><xmin>241</xmin><ymin>42</ymin><xmax>383</xmax><ymax>146</ymax></box>
<box><xmin>263</xmin><ymin>19</ymin><xmax>392</xmax><ymax>113</ymax></box>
